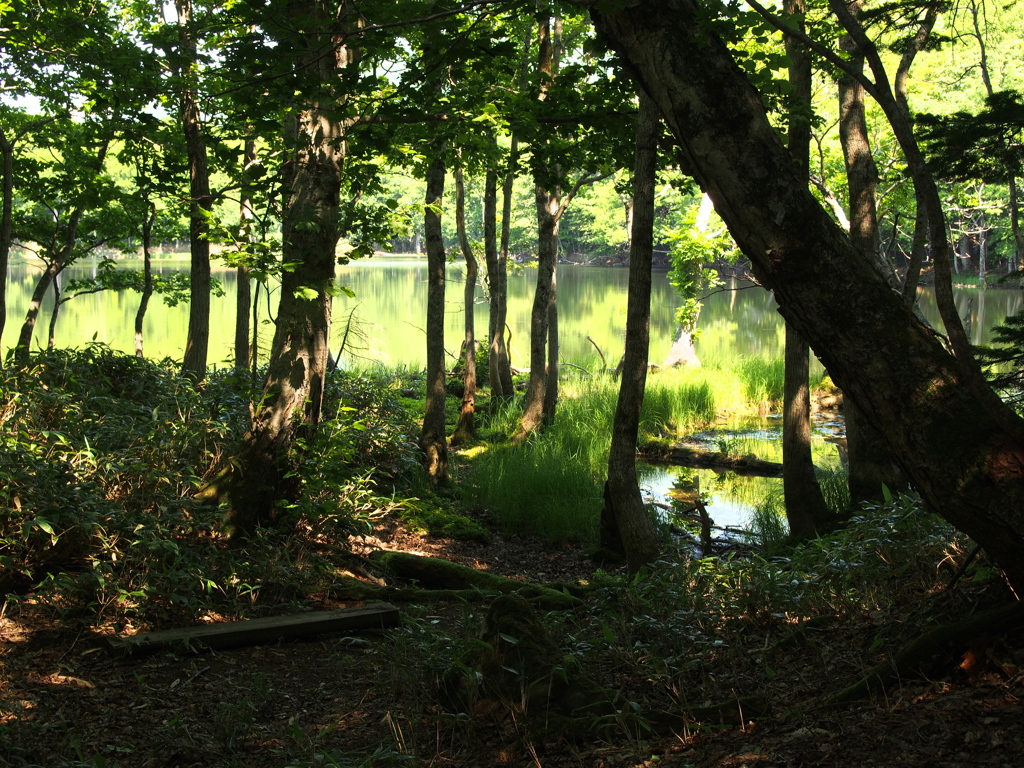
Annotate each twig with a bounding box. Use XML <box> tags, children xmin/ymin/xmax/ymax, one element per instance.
<box><xmin>585</xmin><ymin>335</ymin><xmax>607</xmax><ymax>371</ymax></box>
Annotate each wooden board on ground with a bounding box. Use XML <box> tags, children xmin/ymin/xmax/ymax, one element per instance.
<box><xmin>107</xmin><ymin>603</ymin><xmax>400</xmax><ymax>657</ymax></box>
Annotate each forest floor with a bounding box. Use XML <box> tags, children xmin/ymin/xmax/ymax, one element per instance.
<box><xmin>2</xmin><ymin>514</ymin><xmax>1024</xmax><ymax>768</ymax></box>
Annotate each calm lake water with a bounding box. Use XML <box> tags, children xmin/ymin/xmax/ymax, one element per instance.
<box><xmin>5</xmin><ymin>253</ymin><xmax>1022</xmax><ymax>532</ymax></box>
<box><xmin>5</xmin><ymin>254</ymin><xmax>1020</xmax><ymax>369</ymax></box>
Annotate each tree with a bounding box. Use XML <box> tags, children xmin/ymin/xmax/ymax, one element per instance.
<box><xmin>585</xmin><ymin>0</ymin><xmax>1024</xmax><ymax>592</ymax></box>
<box><xmin>161</xmin><ymin>0</ymin><xmax>214</xmax><ymax>382</ymax></box>
<box><xmin>10</xmin><ymin>122</ymin><xmax>122</xmax><ymax>364</ymax></box>
<box><xmin>451</xmin><ymin>163</ymin><xmax>479</xmax><ymax>446</ymax></box>
<box><xmin>602</xmin><ymin>90</ymin><xmax>662</xmax><ymax>572</ymax></box>
<box><xmin>781</xmin><ymin>0</ymin><xmax>831</xmax><ymax>536</ymax></box>
<box><xmin>197</xmin><ymin>0</ymin><xmax>358</xmax><ymax>534</ymax></box>
<box><xmin>420</xmin><ymin>155</ymin><xmax>450</xmax><ymax>484</ymax></box>
<box><xmin>918</xmin><ymin>90</ymin><xmax>1024</xmax><ymax>272</ymax></box>
<box><xmin>833</xmin><ymin>0</ymin><xmax>908</xmax><ymax>505</ymax></box>
<box><xmin>0</xmin><ymin>0</ymin><xmax>154</xmax><ymax>354</ymax></box>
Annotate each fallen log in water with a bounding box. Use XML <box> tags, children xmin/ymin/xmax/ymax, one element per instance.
<box><xmin>638</xmin><ymin>441</ymin><xmax>784</xmax><ymax>477</ymax></box>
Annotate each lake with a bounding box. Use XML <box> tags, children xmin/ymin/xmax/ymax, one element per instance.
<box><xmin>5</xmin><ymin>253</ymin><xmax>1022</xmax><ymax>533</ymax></box>
<box><xmin>5</xmin><ymin>254</ymin><xmax>1020</xmax><ymax>370</ymax></box>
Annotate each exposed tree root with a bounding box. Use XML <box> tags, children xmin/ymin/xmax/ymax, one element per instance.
<box><xmin>826</xmin><ymin>600</ymin><xmax>1024</xmax><ymax>706</ymax></box>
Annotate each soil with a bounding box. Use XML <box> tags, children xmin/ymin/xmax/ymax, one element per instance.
<box><xmin>2</xmin><ymin>519</ymin><xmax>1023</xmax><ymax>768</ymax></box>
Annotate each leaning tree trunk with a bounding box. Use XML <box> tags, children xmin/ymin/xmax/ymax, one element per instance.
<box><xmin>14</xmin><ymin>203</ymin><xmax>86</xmax><ymax>365</ymax></box>
<box><xmin>175</xmin><ymin>0</ymin><xmax>213</xmax><ymax>383</ymax></box>
<box><xmin>781</xmin><ymin>0</ymin><xmax>830</xmax><ymax>537</ymax></box>
<box><xmin>420</xmin><ymin>155</ymin><xmax>449</xmax><ymax>484</ymax></box>
<box><xmin>451</xmin><ymin>165</ymin><xmax>478</xmax><ymax>446</ymax></box>
<box><xmin>587</xmin><ymin>0</ymin><xmax>1024</xmax><ymax>592</ymax></box>
<box><xmin>196</xmin><ymin>0</ymin><xmax>351</xmax><ymax>535</ymax></box>
<box><xmin>602</xmin><ymin>90</ymin><xmax>663</xmax><ymax>572</ymax></box>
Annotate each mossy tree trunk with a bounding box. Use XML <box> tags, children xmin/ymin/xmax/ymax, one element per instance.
<box><xmin>196</xmin><ymin>0</ymin><xmax>353</xmax><ymax>535</ymax></box>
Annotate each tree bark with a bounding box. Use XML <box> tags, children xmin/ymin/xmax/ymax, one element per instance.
<box><xmin>837</xmin><ymin>3</ymin><xmax>907</xmax><ymax>504</ymax></box>
<box><xmin>492</xmin><ymin>136</ymin><xmax>516</xmax><ymax>398</ymax></box>
<box><xmin>603</xmin><ymin>89</ymin><xmax>662</xmax><ymax>572</ymax></box>
<box><xmin>517</xmin><ymin>16</ymin><xmax>561</xmax><ymax>440</ymax></box>
<box><xmin>587</xmin><ymin>0</ymin><xmax>1024</xmax><ymax>592</ymax></box>
<box><xmin>235</xmin><ymin>137</ymin><xmax>256</xmax><ymax>370</ymax></box>
<box><xmin>196</xmin><ymin>0</ymin><xmax>351</xmax><ymax>535</ymax></box>
<box><xmin>781</xmin><ymin>0</ymin><xmax>830</xmax><ymax>537</ymax></box>
<box><xmin>174</xmin><ymin>0</ymin><xmax>213</xmax><ymax>382</ymax></box>
<box><xmin>420</xmin><ymin>155</ymin><xmax>449</xmax><ymax>483</ymax></box>
<box><xmin>543</xmin><ymin>268</ymin><xmax>558</xmax><ymax>426</ymax></box>
<box><xmin>135</xmin><ymin>202</ymin><xmax>156</xmax><ymax>358</ymax></box>
<box><xmin>451</xmin><ymin>165</ymin><xmax>477</xmax><ymax>446</ymax></box>
<box><xmin>517</xmin><ymin>185</ymin><xmax>558</xmax><ymax>439</ymax></box>
<box><xmin>1010</xmin><ymin>178</ymin><xmax>1023</xmax><ymax>277</ymax></box>
<box><xmin>0</xmin><ymin>131</ymin><xmax>13</xmax><ymax>353</ymax></box>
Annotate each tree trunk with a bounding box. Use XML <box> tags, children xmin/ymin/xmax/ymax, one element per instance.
<box><xmin>15</xmin><ymin>200</ymin><xmax>86</xmax><ymax>365</ymax></box>
<box><xmin>587</xmin><ymin>0</ymin><xmax>1024</xmax><ymax>592</ymax></box>
<box><xmin>492</xmin><ymin>136</ymin><xmax>517</xmax><ymax>397</ymax></box>
<box><xmin>837</xmin><ymin>5</ymin><xmax>907</xmax><ymax>505</ymax></box>
<box><xmin>15</xmin><ymin>257</ymin><xmax>62</xmax><ymax>363</ymax></box>
<box><xmin>451</xmin><ymin>165</ymin><xmax>477</xmax><ymax>446</ymax></box>
<box><xmin>517</xmin><ymin>186</ymin><xmax>558</xmax><ymax>439</ymax></box>
<box><xmin>483</xmin><ymin>161</ymin><xmax>509</xmax><ymax>398</ymax></box>
<box><xmin>781</xmin><ymin>0</ymin><xmax>830</xmax><ymax>537</ymax></box>
<box><xmin>47</xmin><ymin>273</ymin><xmax>63</xmax><ymax>349</ymax></box>
<box><xmin>135</xmin><ymin>202</ymin><xmax>156</xmax><ymax>358</ymax></box>
<box><xmin>0</xmin><ymin>131</ymin><xmax>12</xmax><ymax>353</ymax></box>
<box><xmin>235</xmin><ymin>137</ymin><xmax>256</xmax><ymax>370</ymax></box>
<box><xmin>517</xmin><ymin>16</ymin><xmax>561</xmax><ymax>439</ymax></box>
<box><xmin>1010</xmin><ymin>178</ymin><xmax>1023</xmax><ymax>278</ymax></box>
<box><xmin>783</xmin><ymin>326</ymin><xmax>829</xmax><ymax>535</ymax></box>
<box><xmin>420</xmin><ymin>156</ymin><xmax>449</xmax><ymax>483</ymax></box>
<box><xmin>603</xmin><ymin>90</ymin><xmax>662</xmax><ymax>572</ymax></box>
<box><xmin>196</xmin><ymin>0</ymin><xmax>351</xmax><ymax>535</ymax></box>
<box><xmin>174</xmin><ymin>0</ymin><xmax>213</xmax><ymax>382</ymax></box>
<box><xmin>542</xmin><ymin>269</ymin><xmax>558</xmax><ymax>426</ymax></box>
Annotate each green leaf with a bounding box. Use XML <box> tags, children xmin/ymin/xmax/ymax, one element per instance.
<box><xmin>294</xmin><ymin>287</ymin><xmax>319</xmax><ymax>301</ymax></box>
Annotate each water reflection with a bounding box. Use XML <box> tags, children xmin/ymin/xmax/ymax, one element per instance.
<box><xmin>6</xmin><ymin>256</ymin><xmax>1021</xmax><ymax>367</ymax></box>
<box><xmin>638</xmin><ymin>411</ymin><xmax>847</xmax><ymax>534</ymax></box>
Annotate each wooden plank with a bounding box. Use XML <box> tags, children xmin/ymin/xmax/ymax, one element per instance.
<box><xmin>107</xmin><ymin>603</ymin><xmax>400</xmax><ymax>657</ymax></box>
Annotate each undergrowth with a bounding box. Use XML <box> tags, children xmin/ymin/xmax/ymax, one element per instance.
<box><xmin>0</xmin><ymin>346</ymin><xmax>425</xmax><ymax>629</ymax></box>
<box><xmin>389</xmin><ymin>493</ymin><xmax>970</xmax><ymax>727</ymax></box>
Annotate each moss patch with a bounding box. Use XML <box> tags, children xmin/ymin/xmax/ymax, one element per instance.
<box><xmin>397</xmin><ymin>500</ymin><xmax>491</xmax><ymax>543</ymax></box>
